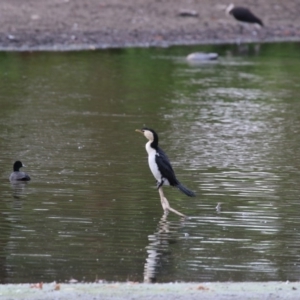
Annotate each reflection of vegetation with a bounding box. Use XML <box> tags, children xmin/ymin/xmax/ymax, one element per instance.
<box><xmin>0</xmin><ymin>197</ymin><xmax>11</xmax><ymax>283</ymax></box>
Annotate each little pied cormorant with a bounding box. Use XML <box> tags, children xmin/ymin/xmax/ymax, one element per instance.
<box><xmin>226</xmin><ymin>4</ymin><xmax>264</xmax><ymax>27</ymax></box>
<box><xmin>10</xmin><ymin>161</ymin><xmax>31</xmax><ymax>182</ymax></box>
<box><xmin>136</xmin><ymin>128</ymin><xmax>195</xmax><ymax>197</ymax></box>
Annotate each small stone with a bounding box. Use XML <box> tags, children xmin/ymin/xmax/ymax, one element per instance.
<box><xmin>31</xmin><ymin>14</ymin><xmax>40</xmax><ymax>20</ymax></box>
<box><xmin>7</xmin><ymin>34</ymin><xmax>16</xmax><ymax>40</ymax></box>
<box><xmin>178</xmin><ymin>10</ymin><xmax>198</xmax><ymax>17</ymax></box>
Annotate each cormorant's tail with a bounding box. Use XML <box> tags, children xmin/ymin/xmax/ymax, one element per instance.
<box><xmin>176</xmin><ymin>183</ymin><xmax>195</xmax><ymax>197</ymax></box>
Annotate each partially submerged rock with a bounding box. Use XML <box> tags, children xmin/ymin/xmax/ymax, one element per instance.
<box><xmin>186</xmin><ymin>52</ymin><xmax>218</xmax><ymax>61</ymax></box>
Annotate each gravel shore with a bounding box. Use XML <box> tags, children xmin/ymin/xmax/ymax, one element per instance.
<box><xmin>0</xmin><ymin>0</ymin><xmax>300</xmax><ymax>50</ymax></box>
<box><xmin>1</xmin><ymin>282</ymin><xmax>300</xmax><ymax>300</ymax></box>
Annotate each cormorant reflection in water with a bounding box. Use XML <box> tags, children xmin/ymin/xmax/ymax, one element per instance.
<box><xmin>144</xmin><ymin>213</ymin><xmax>185</xmax><ymax>283</ymax></box>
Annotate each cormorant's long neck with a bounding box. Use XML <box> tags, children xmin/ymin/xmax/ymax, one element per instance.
<box><xmin>150</xmin><ymin>132</ymin><xmax>159</xmax><ymax>150</ymax></box>
<box><xmin>150</xmin><ymin>140</ymin><xmax>158</xmax><ymax>150</ymax></box>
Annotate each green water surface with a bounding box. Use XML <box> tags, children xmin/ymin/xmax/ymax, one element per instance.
<box><xmin>0</xmin><ymin>42</ymin><xmax>300</xmax><ymax>283</ymax></box>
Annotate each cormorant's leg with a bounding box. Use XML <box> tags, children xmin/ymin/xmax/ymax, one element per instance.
<box><xmin>156</xmin><ymin>179</ymin><xmax>164</xmax><ymax>189</ymax></box>
<box><xmin>158</xmin><ymin>187</ymin><xmax>186</xmax><ymax>218</ymax></box>
<box><xmin>239</xmin><ymin>24</ymin><xmax>244</xmax><ymax>34</ymax></box>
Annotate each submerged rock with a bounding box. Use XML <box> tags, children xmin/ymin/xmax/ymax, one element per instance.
<box><xmin>186</xmin><ymin>52</ymin><xmax>218</xmax><ymax>61</ymax></box>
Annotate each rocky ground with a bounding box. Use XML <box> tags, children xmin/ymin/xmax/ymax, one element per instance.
<box><xmin>0</xmin><ymin>0</ymin><xmax>299</xmax><ymax>50</ymax></box>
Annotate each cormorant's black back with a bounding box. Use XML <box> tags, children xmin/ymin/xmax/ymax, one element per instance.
<box><xmin>155</xmin><ymin>147</ymin><xmax>179</xmax><ymax>186</ymax></box>
<box><xmin>231</xmin><ymin>7</ymin><xmax>263</xmax><ymax>26</ymax></box>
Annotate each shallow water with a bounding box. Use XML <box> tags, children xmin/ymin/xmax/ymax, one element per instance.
<box><xmin>0</xmin><ymin>43</ymin><xmax>300</xmax><ymax>283</ymax></box>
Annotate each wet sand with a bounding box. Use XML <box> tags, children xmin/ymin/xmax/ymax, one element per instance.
<box><xmin>0</xmin><ymin>0</ymin><xmax>300</xmax><ymax>50</ymax></box>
